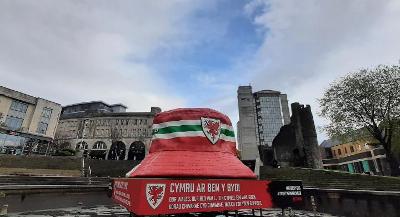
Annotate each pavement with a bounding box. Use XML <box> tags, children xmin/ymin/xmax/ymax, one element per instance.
<box><xmin>9</xmin><ymin>205</ymin><xmax>339</xmax><ymax>217</ymax></box>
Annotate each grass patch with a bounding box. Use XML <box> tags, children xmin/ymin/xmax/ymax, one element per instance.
<box><xmin>0</xmin><ymin>167</ymin><xmax>81</xmax><ymax>176</ymax></box>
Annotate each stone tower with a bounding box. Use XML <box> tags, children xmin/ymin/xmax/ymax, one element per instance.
<box><xmin>272</xmin><ymin>103</ymin><xmax>322</xmax><ymax>169</ymax></box>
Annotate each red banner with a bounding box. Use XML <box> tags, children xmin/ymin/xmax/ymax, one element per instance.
<box><xmin>112</xmin><ymin>178</ymin><xmax>273</xmax><ymax>215</ymax></box>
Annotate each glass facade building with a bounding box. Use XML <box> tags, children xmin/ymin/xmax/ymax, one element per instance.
<box><xmin>237</xmin><ymin>86</ymin><xmax>290</xmax><ymax>160</ymax></box>
<box><xmin>255</xmin><ymin>95</ymin><xmax>289</xmax><ymax>146</ymax></box>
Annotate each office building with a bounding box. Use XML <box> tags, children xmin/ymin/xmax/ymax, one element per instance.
<box><xmin>237</xmin><ymin>85</ymin><xmax>290</xmax><ymax>160</ymax></box>
<box><xmin>0</xmin><ymin>86</ymin><xmax>62</xmax><ymax>155</ymax></box>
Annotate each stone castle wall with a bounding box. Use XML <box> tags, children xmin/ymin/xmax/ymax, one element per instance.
<box><xmin>272</xmin><ymin>103</ymin><xmax>322</xmax><ymax>168</ymax></box>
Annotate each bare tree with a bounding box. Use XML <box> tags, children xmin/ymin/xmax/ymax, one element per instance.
<box><xmin>320</xmin><ymin>65</ymin><xmax>400</xmax><ymax>175</ymax></box>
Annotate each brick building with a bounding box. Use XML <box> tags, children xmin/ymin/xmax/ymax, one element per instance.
<box><xmin>321</xmin><ymin>138</ymin><xmax>389</xmax><ymax>175</ymax></box>
<box><xmin>54</xmin><ymin>101</ymin><xmax>161</xmax><ymax>160</ymax></box>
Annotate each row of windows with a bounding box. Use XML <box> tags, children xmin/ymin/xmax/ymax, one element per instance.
<box><xmin>93</xmin><ymin>118</ymin><xmax>149</xmax><ymax>127</ymax></box>
<box><xmin>258</xmin><ymin>100</ymin><xmax>281</xmax><ymax>106</ymax></box>
<box><xmin>260</xmin><ymin>137</ymin><xmax>275</xmax><ymax>142</ymax></box>
<box><xmin>257</xmin><ymin>96</ymin><xmax>281</xmax><ymax>102</ymax></box>
<box><xmin>36</xmin><ymin>107</ymin><xmax>53</xmax><ymax>134</ymax></box>
<box><xmin>95</xmin><ymin>128</ymin><xmax>151</xmax><ymax>138</ymax></box>
<box><xmin>259</xmin><ymin>123</ymin><xmax>283</xmax><ymax>128</ymax></box>
<box><xmin>5</xmin><ymin>100</ymin><xmax>28</xmax><ymax>130</ymax></box>
<box><xmin>257</xmin><ymin>110</ymin><xmax>282</xmax><ymax>115</ymax></box>
<box><xmin>257</xmin><ymin>110</ymin><xmax>283</xmax><ymax>116</ymax></box>
<box><xmin>258</xmin><ymin>124</ymin><xmax>283</xmax><ymax>128</ymax></box>
<box><xmin>258</xmin><ymin>118</ymin><xmax>284</xmax><ymax>123</ymax></box>
<box><xmin>5</xmin><ymin>116</ymin><xmax>23</xmax><ymax>131</ymax></box>
<box><xmin>259</xmin><ymin>124</ymin><xmax>283</xmax><ymax>130</ymax></box>
<box><xmin>92</xmin><ymin>141</ymin><xmax>107</xmax><ymax>149</ymax></box>
<box><xmin>58</xmin><ymin>128</ymin><xmax>151</xmax><ymax>139</ymax></box>
<box><xmin>259</xmin><ymin>125</ymin><xmax>283</xmax><ymax>131</ymax></box>
<box><xmin>259</xmin><ymin>103</ymin><xmax>281</xmax><ymax>108</ymax></box>
<box><xmin>4</xmin><ymin>100</ymin><xmax>53</xmax><ymax>135</ymax></box>
<box><xmin>61</xmin><ymin>118</ymin><xmax>150</xmax><ymax>128</ymax></box>
<box><xmin>10</xmin><ymin>100</ymin><xmax>28</xmax><ymax>113</ymax></box>
<box><xmin>333</xmin><ymin>145</ymin><xmax>364</xmax><ymax>157</ymax></box>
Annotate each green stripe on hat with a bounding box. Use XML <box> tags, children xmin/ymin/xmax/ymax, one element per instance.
<box><xmin>154</xmin><ymin>125</ymin><xmax>202</xmax><ymax>134</ymax></box>
<box><xmin>152</xmin><ymin>124</ymin><xmax>235</xmax><ymax>138</ymax></box>
<box><xmin>220</xmin><ymin>128</ymin><xmax>235</xmax><ymax>137</ymax></box>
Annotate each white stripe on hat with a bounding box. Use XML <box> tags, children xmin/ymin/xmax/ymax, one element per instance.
<box><xmin>152</xmin><ymin>120</ymin><xmax>200</xmax><ymax>129</ymax></box>
<box><xmin>153</xmin><ymin>119</ymin><xmax>233</xmax><ymax>131</ymax></box>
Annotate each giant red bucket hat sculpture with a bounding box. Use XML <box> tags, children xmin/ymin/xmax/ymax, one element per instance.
<box><xmin>113</xmin><ymin>108</ymin><xmax>303</xmax><ymax>215</ymax></box>
<box><xmin>128</xmin><ymin>108</ymin><xmax>256</xmax><ymax>179</ymax></box>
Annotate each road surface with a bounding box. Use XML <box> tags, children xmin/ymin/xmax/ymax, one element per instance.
<box><xmin>9</xmin><ymin>205</ymin><xmax>338</xmax><ymax>216</ymax></box>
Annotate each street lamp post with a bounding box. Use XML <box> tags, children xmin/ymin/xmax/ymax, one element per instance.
<box><xmin>80</xmin><ymin>119</ymin><xmax>89</xmax><ymax>177</ymax></box>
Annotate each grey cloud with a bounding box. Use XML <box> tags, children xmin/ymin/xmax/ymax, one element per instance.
<box><xmin>244</xmin><ymin>0</ymin><xmax>400</xmax><ymax>141</ymax></box>
<box><xmin>0</xmin><ymin>0</ymin><xmax>207</xmax><ymax>111</ymax></box>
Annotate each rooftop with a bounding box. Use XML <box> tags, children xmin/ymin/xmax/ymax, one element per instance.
<box><xmin>320</xmin><ymin>139</ymin><xmax>341</xmax><ymax>148</ymax></box>
<box><xmin>59</xmin><ymin>111</ymin><xmax>157</xmax><ymax>120</ymax></box>
<box><xmin>0</xmin><ymin>85</ymin><xmax>60</xmax><ymax>105</ymax></box>
<box><xmin>62</xmin><ymin>101</ymin><xmax>127</xmax><ymax>109</ymax></box>
<box><xmin>255</xmin><ymin>89</ymin><xmax>282</xmax><ymax>94</ymax></box>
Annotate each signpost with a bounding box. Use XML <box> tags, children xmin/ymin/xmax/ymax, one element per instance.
<box><xmin>113</xmin><ymin>179</ymin><xmax>273</xmax><ymax>215</ymax></box>
<box><xmin>268</xmin><ymin>180</ymin><xmax>304</xmax><ymax>214</ymax></box>
<box><xmin>112</xmin><ymin>179</ymin><xmax>304</xmax><ymax>216</ymax></box>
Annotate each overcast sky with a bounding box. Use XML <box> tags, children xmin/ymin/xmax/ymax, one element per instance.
<box><xmin>1</xmin><ymin>0</ymin><xmax>400</xmax><ymax>142</ymax></box>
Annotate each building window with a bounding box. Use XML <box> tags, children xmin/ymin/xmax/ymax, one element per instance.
<box><xmin>350</xmin><ymin>146</ymin><xmax>355</xmax><ymax>153</ymax></box>
<box><xmin>93</xmin><ymin>141</ymin><xmax>107</xmax><ymax>150</ymax></box>
<box><xmin>5</xmin><ymin>116</ymin><xmax>24</xmax><ymax>131</ymax></box>
<box><xmin>36</xmin><ymin>107</ymin><xmax>52</xmax><ymax>134</ymax></box>
<box><xmin>344</xmin><ymin>147</ymin><xmax>348</xmax><ymax>154</ymax></box>
<box><xmin>5</xmin><ymin>100</ymin><xmax>28</xmax><ymax>130</ymax></box>
<box><xmin>37</xmin><ymin>122</ymin><xmax>48</xmax><ymax>134</ymax></box>
<box><xmin>338</xmin><ymin>149</ymin><xmax>342</xmax><ymax>155</ymax></box>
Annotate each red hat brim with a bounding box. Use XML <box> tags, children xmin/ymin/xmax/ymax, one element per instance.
<box><xmin>128</xmin><ymin>151</ymin><xmax>257</xmax><ymax>179</ymax></box>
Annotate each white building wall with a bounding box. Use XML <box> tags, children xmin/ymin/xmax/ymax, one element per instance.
<box><xmin>237</xmin><ymin>86</ymin><xmax>259</xmax><ymax>160</ymax></box>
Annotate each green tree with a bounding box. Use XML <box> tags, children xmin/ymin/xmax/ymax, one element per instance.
<box><xmin>392</xmin><ymin>120</ymin><xmax>400</xmax><ymax>161</ymax></box>
<box><xmin>319</xmin><ymin>65</ymin><xmax>400</xmax><ymax>176</ymax></box>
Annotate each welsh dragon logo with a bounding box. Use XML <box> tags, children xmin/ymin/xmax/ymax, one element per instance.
<box><xmin>146</xmin><ymin>184</ymin><xmax>166</xmax><ymax>209</ymax></box>
<box><xmin>201</xmin><ymin>117</ymin><xmax>221</xmax><ymax>144</ymax></box>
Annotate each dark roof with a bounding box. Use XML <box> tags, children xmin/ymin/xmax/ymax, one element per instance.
<box><xmin>63</xmin><ymin>101</ymin><xmax>127</xmax><ymax>109</ymax></box>
<box><xmin>110</xmin><ymin>103</ymin><xmax>127</xmax><ymax>108</ymax></box>
<box><xmin>253</xmin><ymin>90</ymin><xmax>285</xmax><ymax>97</ymax></box>
<box><xmin>257</xmin><ymin>89</ymin><xmax>281</xmax><ymax>93</ymax></box>
<box><xmin>320</xmin><ymin>138</ymin><xmax>341</xmax><ymax>148</ymax></box>
<box><xmin>60</xmin><ymin>111</ymin><xmax>156</xmax><ymax>120</ymax></box>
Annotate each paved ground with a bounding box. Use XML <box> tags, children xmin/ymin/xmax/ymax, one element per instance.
<box><xmin>9</xmin><ymin>205</ymin><xmax>339</xmax><ymax>217</ymax></box>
